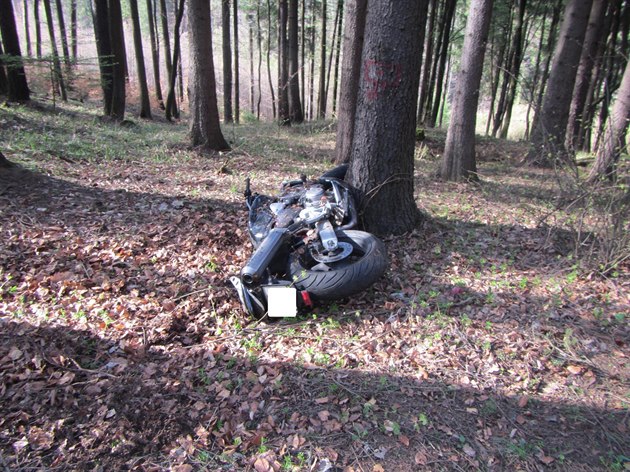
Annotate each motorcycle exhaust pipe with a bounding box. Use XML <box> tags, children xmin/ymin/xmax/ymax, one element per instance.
<box><xmin>241</xmin><ymin>228</ymin><xmax>290</xmax><ymax>285</ymax></box>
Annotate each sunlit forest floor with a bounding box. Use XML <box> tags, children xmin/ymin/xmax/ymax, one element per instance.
<box><xmin>0</xmin><ymin>99</ymin><xmax>628</xmax><ymax>471</ymax></box>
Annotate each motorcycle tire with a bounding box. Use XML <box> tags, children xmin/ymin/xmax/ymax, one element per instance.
<box><xmin>288</xmin><ymin>230</ymin><xmax>387</xmax><ymax>301</ymax></box>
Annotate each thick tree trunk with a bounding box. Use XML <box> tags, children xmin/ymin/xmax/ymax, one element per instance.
<box><xmin>566</xmin><ymin>0</ymin><xmax>606</xmax><ymax>152</ymax></box>
<box><xmin>288</xmin><ymin>0</ymin><xmax>303</xmax><ymax>123</ymax></box>
<box><xmin>165</xmin><ymin>0</ymin><xmax>184</xmax><ymax>121</ymax></box>
<box><xmin>316</xmin><ymin>0</ymin><xmax>327</xmax><ymax>119</ymax></box>
<box><xmin>588</xmin><ymin>59</ymin><xmax>630</xmax><ymax>182</ymax></box>
<box><xmin>93</xmin><ymin>0</ymin><xmax>112</xmax><ymax>112</ymax></box>
<box><xmin>347</xmin><ymin>0</ymin><xmax>424</xmax><ymax>235</ymax></box>
<box><xmin>0</xmin><ymin>0</ymin><xmax>30</xmax><ymax>101</ymax></box>
<box><xmin>43</xmin><ymin>0</ymin><xmax>66</xmax><ymax>101</ymax></box>
<box><xmin>188</xmin><ymin>0</ymin><xmax>229</xmax><ymax>150</ymax></box>
<box><xmin>146</xmin><ymin>0</ymin><xmax>164</xmax><ymax>108</ymax></box>
<box><xmin>234</xmin><ymin>0</ymin><xmax>240</xmax><ymax>123</ymax></box>
<box><xmin>129</xmin><ymin>0</ymin><xmax>152</xmax><ymax>119</ymax></box>
<box><xmin>334</xmin><ymin>0</ymin><xmax>366</xmax><ymax>164</ymax></box>
<box><xmin>278</xmin><ymin>0</ymin><xmax>290</xmax><ymax>125</ymax></box>
<box><xmin>222</xmin><ymin>0</ymin><xmax>233</xmax><ymax>123</ymax></box>
<box><xmin>440</xmin><ymin>0</ymin><xmax>493</xmax><ymax>181</ymax></box>
<box><xmin>108</xmin><ymin>0</ymin><xmax>126</xmax><ymax>120</ymax></box>
<box><xmin>527</xmin><ymin>0</ymin><xmax>593</xmax><ymax>166</ymax></box>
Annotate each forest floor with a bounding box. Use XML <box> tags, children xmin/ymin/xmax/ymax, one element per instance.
<box><xmin>0</xmin><ymin>100</ymin><xmax>628</xmax><ymax>471</ymax></box>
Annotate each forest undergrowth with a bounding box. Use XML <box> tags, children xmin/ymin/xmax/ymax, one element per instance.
<box><xmin>0</xmin><ymin>100</ymin><xmax>628</xmax><ymax>471</ymax></box>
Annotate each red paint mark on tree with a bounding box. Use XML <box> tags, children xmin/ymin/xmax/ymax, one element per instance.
<box><xmin>364</xmin><ymin>59</ymin><xmax>402</xmax><ymax>101</ymax></box>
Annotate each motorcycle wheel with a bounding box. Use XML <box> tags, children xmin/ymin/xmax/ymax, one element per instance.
<box><xmin>288</xmin><ymin>230</ymin><xmax>387</xmax><ymax>300</ymax></box>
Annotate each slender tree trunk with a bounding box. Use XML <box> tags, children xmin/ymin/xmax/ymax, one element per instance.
<box><xmin>323</xmin><ymin>0</ymin><xmax>339</xmax><ymax>111</ymax></box>
<box><xmin>129</xmin><ymin>0</ymin><xmax>152</xmax><ymax>118</ymax></box>
<box><xmin>160</xmin><ymin>0</ymin><xmax>173</xmax><ymax>80</ymax></box>
<box><xmin>300</xmin><ymin>0</ymin><xmax>305</xmax><ymax>109</ymax></box>
<box><xmin>0</xmin><ymin>41</ymin><xmax>8</xmax><ymax>95</ymax></box>
<box><xmin>0</xmin><ymin>0</ymin><xmax>30</xmax><ymax>101</ymax></box>
<box><xmin>256</xmin><ymin>0</ymin><xmax>262</xmax><ymax>119</ymax></box>
<box><xmin>23</xmin><ymin>0</ymin><xmax>32</xmax><ymax>57</ymax></box>
<box><xmin>188</xmin><ymin>0</ymin><xmax>230</xmax><ymax>150</ymax></box>
<box><xmin>43</xmin><ymin>0</ymin><xmax>66</xmax><ymax>101</ymax></box>
<box><xmin>527</xmin><ymin>0</ymin><xmax>593</xmax><ymax>166</ymax></box>
<box><xmin>278</xmin><ymin>0</ymin><xmax>290</xmax><ymax>125</ymax></box>
<box><xmin>70</xmin><ymin>0</ymin><xmax>77</xmax><ymax>61</ymax></box>
<box><xmin>490</xmin><ymin>3</ymin><xmax>515</xmax><ymax>137</ymax></box>
<box><xmin>222</xmin><ymin>0</ymin><xmax>233</xmax><ymax>122</ymax></box>
<box><xmin>146</xmin><ymin>0</ymin><xmax>164</xmax><ymax>108</ymax></box>
<box><xmin>347</xmin><ymin>0</ymin><xmax>425</xmax><ymax>235</ymax></box>
<box><xmin>265</xmin><ymin>0</ymin><xmax>276</xmax><ymax>119</ymax></box>
<box><xmin>308</xmin><ymin>0</ymin><xmax>315</xmax><ymax>120</ymax></box>
<box><xmin>428</xmin><ymin>0</ymin><xmax>456</xmax><ymax>127</ymax></box>
<box><xmin>288</xmin><ymin>0</ymin><xmax>303</xmax><ymax>122</ymax></box>
<box><xmin>417</xmin><ymin>0</ymin><xmax>436</xmax><ymax>124</ymax></box>
<box><xmin>525</xmin><ymin>13</ymin><xmax>547</xmax><ymax>139</ymax></box>
<box><xmin>316</xmin><ymin>0</ymin><xmax>326</xmax><ymax>119</ymax></box>
<box><xmin>441</xmin><ymin>0</ymin><xmax>493</xmax><ymax>181</ymax></box>
<box><xmin>34</xmin><ymin>0</ymin><xmax>41</xmax><ymax>58</ymax></box>
<box><xmin>248</xmin><ymin>12</ymin><xmax>255</xmax><ymax>114</ymax></box>
<box><xmin>331</xmin><ymin>0</ymin><xmax>343</xmax><ymax>115</ymax></box>
<box><xmin>424</xmin><ymin>0</ymin><xmax>445</xmax><ymax>124</ymax></box>
<box><xmin>588</xmin><ymin>59</ymin><xmax>630</xmax><ymax>182</ymax></box>
<box><xmin>165</xmin><ymin>0</ymin><xmax>184</xmax><ymax>121</ymax></box>
<box><xmin>54</xmin><ymin>0</ymin><xmax>70</xmax><ymax>67</ymax></box>
<box><xmin>234</xmin><ymin>0</ymin><xmax>240</xmax><ymax>123</ymax></box>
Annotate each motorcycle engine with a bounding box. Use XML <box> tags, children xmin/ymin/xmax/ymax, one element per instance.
<box><xmin>299</xmin><ymin>185</ymin><xmax>328</xmax><ymax>221</ymax></box>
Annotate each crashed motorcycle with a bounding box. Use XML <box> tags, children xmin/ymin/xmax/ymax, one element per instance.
<box><xmin>231</xmin><ymin>165</ymin><xmax>388</xmax><ymax>318</ymax></box>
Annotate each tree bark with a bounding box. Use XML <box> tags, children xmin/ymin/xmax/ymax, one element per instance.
<box><xmin>566</xmin><ymin>0</ymin><xmax>606</xmax><ymax>152</ymax></box>
<box><xmin>417</xmin><ymin>0</ymin><xmax>436</xmax><ymax>124</ymax></box>
<box><xmin>288</xmin><ymin>0</ymin><xmax>303</xmax><ymax>122</ymax></box>
<box><xmin>234</xmin><ymin>0</ymin><xmax>240</xmax><ymax>123</ymax></box>
<box><xmin>23</xmin><ymin>0</ymin><xmax>32</xmax><ymax>57</ymax></box>
<box><xmin>265</xmin><ymin>0</ymin><xmax>276</xmax><ymax>119</ymax></box>
<box><xmin>248</xmin><ymin>12</ymin><xmax>255</xmax><ymax>114</ymax></box>
<box><xmin>316</xmin><ymin>0</ymin><xmax>327</xmax><ymax>119</ymax></box>
<box><xmin>0</xmin><ymin>0</ymin><xmax>30</xmax><ymax>101</ymax></box>
<box><xmin>107</xmin><ymin>0</ymin><xmax>126</xmax><ymax>120</ymax></box>
<box><xmin>165</xmin><ymin>0</ymin><xmax>184</xmax><ymax>121</ymax></box>
<box><xmin>54</xmin><ymin>0</ymin><xmax>71</xmax><ymax>67</ymax></box>
<box><xmin>588</xmin><ymin>59</ymin><xmax>630</xmax><ymax>182</ymax></box>
<box><xmin>70</xmin><ymin>0</ymin><xmax>77</xmax><ymax>61</ymax></box>
<box><xmin>334</xmin><ymin>0</ymin><xmax>366</xmax><ymax>164</ymax></box>
<box><xmin>308</xmin><ymin>0</ymin><xmax>315</xmax><ymax>119</ymax></box>
<box><xmin>146</xmin><ymin>0</ymin><xmax>164</xmax><ymax>108</ymax></box>
<box><xmin>93</xmin><ymin>0</ymin><xmax>112</xmax><ymax>112</ymax></box>
<box><xmin>129</xmin><ymin>0</ymin><xmax>152</xmax><ymax>118</ymax></box>
<box><xmin>159</xmin><ymin>0</ymin><xmax>172</xmax><ymax>80</ymax></box>
<box><xmin>428</xmin><ymin>0</ymin><xmax>456</xmax><ymax>127</ymax></box>
<box><xmin>331</xmin><ymin>0</ymin><xmax>344</xmax><ymax>116</ymax></box>
<box><xmin>222</xmin><ymin>0</ymin><xmax>233</xmax><ymax>123</ymax></box>
<box><xmin>440</xmin><ymin>0</ymin><xmax>493</xmax><ymax>181</ymax></box>
<box><xmin>527</xmin><ymin>0</ymin><xmax>593</xmax><ymax>166</ymax></box>
<box><xmin>43</xmin><ymin>0</ymin><xmax>66</xmax><ymax>101</ymax></box>
<box><xmin>256</xmin><ymin>0</ymin><xmax>262</xmax><ymax>119</ymax></box>
<box><xmin>278</xmin><ymin>0</ymin><xmax>290</xmax><ymax>125</ymax></box>
<box><xmin>34</xmin><ymin>0</ymin><xmax>42</xmax><ymax>58</ymax></box>
<box><xmin>347</xmin><ymin>0</ymin><xmax>424</xmax><ymax>235</ymax></box>
<box><xmin>188</xmin><ymin>0</ymin><xmax>230</xmax><ymax>150</ymax></box>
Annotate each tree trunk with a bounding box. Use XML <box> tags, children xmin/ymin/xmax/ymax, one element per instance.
<box><xmin>440</xmin><ymin>0</ymin><xmax>493</xmax><ymax>181</ymax></box>
<box><xmin>265</xmin><ymin>0</ymin><xmax>276</xmax><ymax>119</ymax></box>
<box><xmin>300</xmin><ymin>0</ymin><xmax>305</xmax><ymax>109</ymax></box>
<box><xmin>308</xmin><ymin>0</ymin><xmax>315</xmax><ymax>120</ymax></box>
<box><xmin>257</xmin><ymin>0</ymin><xmax>262</xmax><ymax>119</ymax></box>
<box><xmin>108</xmin><ymin>0</ymin><xmax>126</xmax><ymax>120</ymax></box>
<box><xmin>316</xmin><ymin>0</ymin><xmax>326</xmax><ymax>119</ymax></box>
<box><xmin>34</xmin><ymin>0</ymin><xmax>42</xmax><ymax>58</ymax></box>
<box><xmin>43</xmin><ymin>0</ymin><xmax>66</xmax><ymax>101</ymax></box>
<box><xmin>527</xmin><ymin>0</ymin><xmax>593</xmax><ymax>166</ymax></box>
<box><xmin>288</xmin><ymin>0</ymin><xmax>303</xmax><ymax>123</ymax></box>
<box><xmin>0</xmin><ymin>40</ymin><xmax>8</xmax><ymax>95</ymax></box>
<box><xmin>70</xmin><ymin>0</ymin><xmax>77</xmax><ymax>61</ymax></box>
<box><xmin>146</xmin><ymin>0</ymin><xmax>164</xmax><ymax>108</ymax></box>
<box><xmin>588</xmin><ymin>59</ymin><xmax>630</xmax><ymax>182</ymax></box>
<box><xmin>331</xmin><ymin>0</ymin><xmax>344</xmax><ymax>116</ymax></box>
<box><xmin>234</xmin><ymin>0</ymin><xmax>240</xmax><ymax>123</ymax></box>
<box><xmin>188</xmin><ymin>0</ymin><xmax>230</xmax><ymax>150</ymax></box>
<box><xmin>23</xmin><ymin>0</ymin><xmax>32</xmax><ymax>57</ymax></box>
<box><xmin>566</xmin><ymin>0</ymin><xmax>606</xmax><ymax>152</ymax></box>
<box><xmin>417</xmin><ymin>0</ymin><xmax>436</xmax><ymax>124</ymax></box>
<box><xmin>278</xmin><ymin>0</ymin><xmax>290</xmax><ymax>125</ymax></box>
<box><xmin>347</xmin><ymin>0</ymin><xmax>424</xmax><ymax>235</ymax></box>
<box><xmin>222</xmin><ymin>0</ymin><xmax>233</xmax><ymax>122</ymax></box>
<box><xmin>165</xmin><ymin>0</ymin><xmax>184</xmax><ymax>121</ymax></box>
<box><xmin>93</xmin><ymin>0</ymin><xmax>112</xmax><ymax>112</ymax></box>
<box><xmin>524</xmin><ymin>12</ymin><xmax>547</xmax><ymax>139</ymax></box>
<box><xmin>248</xmin><ymin>12</ymin><xmax>255</xmax><ymax>115</ymax></box>
<box><xmin>160</xmin><ymin>0</ymin><xmax>172</xmax><ymax>80</ymax></box>
<box><xmin>334</xmin><ymin>0</ymin><xmax>366</xmax><ymax>164</ymax></box>
<box><xmin>54</xmin><ymin>0</ymin><xmax>71</xmax><ymax>68</ymax></box>
<box><xmin>323</xmin><ymin>0</ymin><xmax>340</xmax><ymax>114</ymax></box>
<box><xmin>0</xmin><ymin>0</ymin><xmax>30</xmax><ymax>101</ymax></box>
<box><xmin>129</xmin><ymin>0</ymin><xmax>152</xmax><ymax>118</ymax></box>
<box><xmin>428</xmin><ymin>0</ymin><xmax>456</xmax><ymax>127</ymax></box>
